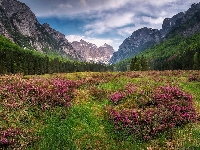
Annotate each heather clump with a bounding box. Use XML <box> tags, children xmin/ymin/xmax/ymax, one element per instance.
<box><xmin>0</xmin><ymin>71</ymin><xmax>199</xmax><ymax>149</ymax></box>
<box><xmin>0</xmin><ymin>128</ymin><xmax>21</xmax><ymax>148</ymax></box>
<box><xmin>188</xmin><ymin>75</ymin><xmax>200</xmax><ymax>82</ymax></box>
<box><xmin>0</xmin><ymin>75</ymin><xmax>78</xmax><ymax>110</ymax></box>
<box><xmin>109</xmin><ymin>83</ymin><xmax>138</xmax><ymax>105</ymax></box>
<box><xmin>108</xmin><ymin>85</ymin><xmax>197</xmax><ymax>141</ymax></box>
<box><xmin>0</xmin><ymin>74</ymin><xmax>79</xmax><ymax>148</ymax></box>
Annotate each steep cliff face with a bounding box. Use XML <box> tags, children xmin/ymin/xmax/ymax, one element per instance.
<box><xmin>71</xmin><ymin>40</ymin><xmax>114</xmax><ymax>64</ymax></box>
<box><xmin>0</xmin><ymin>0</ymin><xmax>82</xmax><ymax>60</ymax></box>
<box><xmin>167</xmin><ymin>3</ymin><xmax>200</xmax><ymax>37</ymax></box>
<box><xmin>161</xmin><ymin>12</ymin><xmax>185</xmax><ymax>37</ymax></box>
<box><xmin>110</xmin><ymin>27</ymin><xmax>161</xmax><ymax>63</ymax></box>
<box><xmin>110</xmin><ymin>2</ymin><xmax>200</xmax><ymax>64</ymax></box>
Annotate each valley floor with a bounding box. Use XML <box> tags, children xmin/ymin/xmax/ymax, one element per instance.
<box><xmin>0</xmin><ymin>70</ymin><xmax>200</xmax><ymax>149</ymax></box>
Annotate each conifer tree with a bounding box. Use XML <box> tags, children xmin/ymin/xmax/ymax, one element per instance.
<box><xmin>193</xmin><ymin>52</ymin><xmax>199</xmax><ymax>69</ymax></box>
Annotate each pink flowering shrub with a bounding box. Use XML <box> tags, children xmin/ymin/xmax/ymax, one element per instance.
<box><xmin>0</xmin><ymin>75</ymin><xmax>78</xmax><ymax>110</ymax></box>
<box><xmin>109</xmin><ymin>91</ymin><xmax>126</xmax><ymax>104</ymax></box>
<box><xmin>188</xmin><ymin>75</ymin><xmax>200</xmax><ymax>82</ymax></box>
<box><xmin>109</xmin><ymin>83</ymin><xmax>138</xmax><ymax>104</ymax></box>
<box><xmin>0</xmin><ymin>128</ymin><xmax>21</xmax><ymax>148</ymax></box>
<box><xmin>108</xmin><ymin>86</ymin><xmax>197</xmax><ymax>141</ymax></box>
<box><xmin>0</xmin><ymin>74</ymin><xmax>80</xmax><ymax>148</ymax></box>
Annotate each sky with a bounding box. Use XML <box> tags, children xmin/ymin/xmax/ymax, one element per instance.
<box><xmin>18</xmin><ymin>0</ymin><xmax>200</xmax><ymax>51</ymax></box>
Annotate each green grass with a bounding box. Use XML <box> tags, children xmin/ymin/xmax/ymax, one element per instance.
<box><xmin>33</xmin><ymin>100</ymin><xmax>113</xmax><ymax>149</ymax></box>
<box><xmin>180</xmin><ymin>81</ymin><xmax>200</xmax><ymax>110</ymax></box>
<box><xmin>1</xmin><ymin>71</ymin><xmax>200</xmax><ymax>149</ymax></box>
<box><xmin>29</xmin><ymin>90</ymin><xmax>147</xmax><ymax>149</ymax></box>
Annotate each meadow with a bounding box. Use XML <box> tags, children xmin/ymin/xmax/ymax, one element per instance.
<box><xmin>0</xmin><ymin>70</ymin><xmax>200</xmax><ymax>149</ymax></box>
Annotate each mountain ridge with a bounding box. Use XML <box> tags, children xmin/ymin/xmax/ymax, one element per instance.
<box><xmin>0</xmin><ymin>0</ymin><xmax>82</xmax><ymax>60</ymax></box>
<box><xmin>110</xmin><ymin>2</ymin><xmax>200</xmax><ymax>64</ymax></box>
<box><xmin>71</xmin><ymin>39</ymin><xmax>114</xmax><ymax>64</ymax></box>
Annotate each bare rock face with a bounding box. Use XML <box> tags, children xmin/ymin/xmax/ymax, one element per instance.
<box><xmin>110</xmin><ymin>2</ymin><xmax>200</xmax><ymax>64</ymax></box>
<box><xmin>0</xmin><ymin>0</ymin><xmax>82</xmax><ymax>60</ymax></box>
<box><xmin>110</xmin><ymin>27</ymin><xmax>161</xmax><ymax>63</ymax></box>
<box><xmin>71</xmin><ymin>40</ymin><xmax>114</xmax><ymax>64</ymax></box>
<box><xmin>161</xmin><ymin>12</ymin><xmax>185</xmax><ymax>37</ymax></box>
<box><xmin>170</xmin><ymin>3</ymin><xmax>200</xmax><ymax>37</ymax></box>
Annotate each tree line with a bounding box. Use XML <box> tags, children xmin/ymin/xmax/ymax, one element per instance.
<box><xmin>114</xmin><ymin>32</ymin><xmax>200</xmax><ymax>71</ymax></box>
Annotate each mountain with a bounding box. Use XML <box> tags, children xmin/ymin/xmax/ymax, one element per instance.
<box><xmin>0</xmin><ymin>0</ymin><xmax>82</xmax><ymax>60</ymax></box>
<box><xmin>110</xmin><ymin>2</ymin><xmax>200</xmax><ymax>64</ymax></box>
<box><xmin>71</xmin><ymin>39</ymin><xmax>114</xmax><ymax>64</ymax></box>
<box><xmin>109</xmin><ymin>27</ymin><xmax>162</xmax><ymax>64</ymax></box>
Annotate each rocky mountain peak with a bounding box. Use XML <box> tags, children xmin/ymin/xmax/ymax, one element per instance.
<box><xmin>71</xmin><ymin>40</ymin><xmax>114</xmax><ymax>64</ymax></box>
<box><xmin>0</xmin><ymin>0</ymin><xmax>38</xmax><ymax>37</ymax></box>
<box><xmin>109</xmin><ymin>2</ymin><xmax>200</xmax><ymax>64</ymax></box>
<box><xmin>0</xmin><ymin>0</ymin><xmax>82</xmax><ymax>60</ymax></box>
<box><xmin>109</xmin><ymin>27</ymin><xmax>161</xmax><ymax>63</ymax></box>
<box><xmin>43</xmin><ymin>23</ymin><xmax>66</xmax><ymax>40</ymax></box>
<box><xmin>161</xmin><ymin>12</ymin><xmax>185</xmax><ymax>36</ymax></box>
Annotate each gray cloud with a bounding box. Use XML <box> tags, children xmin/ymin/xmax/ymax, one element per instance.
<box><xmin>18</xmin><ymin>0</ymin><xmax>200</xmax><ymax>17</ymax></box>
<box><xmin>18</xmin><ymin>0</ymin><xmax>200</xmax><ymax>50</ymax></box>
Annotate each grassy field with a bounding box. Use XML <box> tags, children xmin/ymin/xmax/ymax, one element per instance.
<box><xmin>0</xmin><ymin>70</ymin><xmax>200</xmax><ymax>149</ymax></box>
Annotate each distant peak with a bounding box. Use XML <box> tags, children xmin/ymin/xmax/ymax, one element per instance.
<box><xmin>43</xmin><ymin>23</ymin><xmax>50</xmax><ymax>27</ymax></box>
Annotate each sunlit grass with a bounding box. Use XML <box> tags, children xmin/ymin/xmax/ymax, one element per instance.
<box><xmin>1</xmin><ymin>70</ymin><xmax>200</xmax><ymax>149</ymax></box>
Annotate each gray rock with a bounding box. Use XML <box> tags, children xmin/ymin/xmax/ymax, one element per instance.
<box><xmin>110</xmin><ymin>2</ymin><xmax>200</xmax><ymax>64</ymax></box>
<box><xmin>71</xmin><ymin>40</ymin><xmax>114</xmax><ymax>64</ymax></box>
<box><xmin>0</xmin><ymin>0</ymin><xmax>82</xmax><ymax>60</ymax></box>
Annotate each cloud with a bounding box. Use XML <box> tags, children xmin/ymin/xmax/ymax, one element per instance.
<box><xmin>18</xmin><ymin>0</ymin><xmax>200</xmax><ymax>19</ymax></box>
<box><xmin>117</xmin><ymin>25</ymin><xmax>149</xmax><ymax>37</ymax></box>
<box><xmin>100</xmin><ymin>0</ymin><xmax>130</xmax><ymax>10</ymax></box>
<box><xmin>147</xmin><ymin>0</ymin><xmax>178</xmax><ymax>6</ymax></box>
<box><xmin>59</xmin><ymin>3</ymin><xmax>73</xmax><ymax>9</ymax></box>
<box><xmin>84</xmin><ymin>12</ymin><xmax>135</xmax><ymax>35</ymax></box>
<box><xmin>18</xmin><ymin>0</ymin><xmax>200</xmax><ymax>51</ymax></box>
<box><xmin>142</xmin><ymin>16</ymin><xmax>164</xmax><ymax>29</ymax></box>
<box><xmin>79</xmin><ymin>0</ymin><xmax>87</xmax><ymax>7</ymax></box>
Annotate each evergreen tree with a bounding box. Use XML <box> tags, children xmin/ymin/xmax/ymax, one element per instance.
<box><xmin>193</xmin><ymin>52</ymin><xmax>199</xmax><ymax>69</ymax></box>
<box><xmin>141</xmin><ymin>55</ymin><xmax>149</xmax><ymax>71</ymax></box>
<box><xmin>130</xmin><ymin>57</ymin><xmax>137</xmax><ymax>71</ymax></box>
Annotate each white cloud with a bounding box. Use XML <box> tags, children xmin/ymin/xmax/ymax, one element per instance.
<box><xmin>19</xmin><ymin>0</ymin><xmax>200</xmax><ymax>18</ymax></box>
<box><xmin>117</xmin><ymin>26</ymin><xmax>144</xmax><ymax>37</ymax></box>
<box><xmin>100</xmin><ymin>0</ymin><xmax>130</xmax><ymax>10</ymax></box>
<box><xmin>147</xmin><ymin>0</ymin><xmax>178</xmax><ymax>6</ymax></box>
<box><xmin>106</xmin><ymin>13</ymin><xmax>134</xmax><ymax>28</ymax></box>
<box><xmin>142</xmin><ymin>16</ymin><xmax>164</xmax><ymax>29</ymax></box>
<box><xmin>84</xmin><ymin>12</ymin><xmax>134</xmax><ymax>35</ymax></box>
<box><xmin>59</xmin><ymin>3</ymin><xmax>73</xmax><ymax>9</ymax></box>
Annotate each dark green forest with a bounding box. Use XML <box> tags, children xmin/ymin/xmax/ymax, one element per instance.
<box><xmin>0</xmin><ymin>35</ymin><xmax>112</xmax><ymax>75</ymax></box>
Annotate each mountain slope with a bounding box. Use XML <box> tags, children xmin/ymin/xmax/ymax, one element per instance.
<box><xmin>110</xmin><ymin>2</ymin><xmax>200</xmax><ymax>64</ymax></box>
<box><xmin>109</xmin><ymin>27</ymin><xmax>162</xmax><ymax>63</ymax></box>
<box><xmin>114</xmin><ymin>16</ymin><xmax>200</xmax><ymax>71</ymax></box>
<box><xmin>71</xmin><ymin>40</ymin><xmax>114</xmax><ymax>64</ymax></box>
<box><xmin>0</xmin><ymin>0</ymin><xmax>82</xmax><ymax>60</ymax></box>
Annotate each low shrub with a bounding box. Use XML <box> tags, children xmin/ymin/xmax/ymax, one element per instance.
<box><xmin>108</xmin><ymin>86</ymin><xmax>197</xmax><ymax>141</ymax></box>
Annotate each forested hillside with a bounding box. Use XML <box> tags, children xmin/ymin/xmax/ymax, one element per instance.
<box><xmin>0</xmin><ymin>35</ymin><xmax>112</xmax><ymax>75</ymax></box>
<box><xmin>115</xmin><ymin>31</ymin><xmax>200</xmax><ymax>71</ymax></box>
